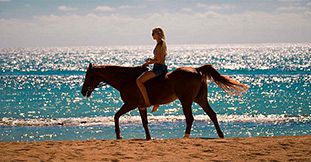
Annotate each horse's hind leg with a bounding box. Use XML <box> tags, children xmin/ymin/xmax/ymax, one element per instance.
<box><xmin>195</xmin><ymin>98</ymin><xmax>224</xmax><ymax>138</ymax></box>
<box><xmin>138</xmin><ymin>108</ymin><xmax>151</xmax><ymax>140</ymax></box>
<box><xmin>114</xmin><ymin>104</ymin><xmax>135</xmax><ymax>139</ymax></box>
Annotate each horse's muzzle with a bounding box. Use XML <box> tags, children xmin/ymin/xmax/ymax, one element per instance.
<box><xmin>81</xmin><ymin>90</ymin><xmax>87</xmax><ymax>97</ymax></box>
<box><xmin>81</xmin><ymin>89</ymin><xmax>92</xmax><ymax>98</ymax></box>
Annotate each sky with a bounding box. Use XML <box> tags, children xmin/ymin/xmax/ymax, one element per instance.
<box><xmin>0</xmin><ymin>0</ymin><xmax>311</xmax><ymax>47</ymax></box>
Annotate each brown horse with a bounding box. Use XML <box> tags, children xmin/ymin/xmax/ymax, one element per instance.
<box><xmin>81</xmin><ymin>63</ymin><xmax>248</xmax><ymax>140</ymax></box>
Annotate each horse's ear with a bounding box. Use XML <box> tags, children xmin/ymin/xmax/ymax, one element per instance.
<box><xmin>89</xmin><ymin>63</ymin><xmax>92</xmax><ymax>69</ymax></box>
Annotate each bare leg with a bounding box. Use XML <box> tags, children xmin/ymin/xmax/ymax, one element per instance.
<box><xmin>151</xmin><ymin>105</ymin><xmax>159</xmax><ymax>112</ymax></box>
<box><xmin>136</xmin><ymin>71</ymin><xmax>156</xmax><ymax>107</ymax></box>
<box><xmin>139</xmin><ymin>108</ymin><xmax>151</xmax><ymax>140</ymax></box>
<box><xmin>114</xmin><ymin>104</ymin><xmax>135</xmax><ymax>139</ymax></box>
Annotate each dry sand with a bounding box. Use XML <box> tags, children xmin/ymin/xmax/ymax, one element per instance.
<box><xmin>1</xmin><ymin>135</ymin><xmax>310</xmax><ymax>162</ymax></box>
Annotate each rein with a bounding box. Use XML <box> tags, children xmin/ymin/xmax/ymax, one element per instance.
<box><xmin>86</xmin><ymin>81</ymin><xmax>107</xmax><ymax>95</ymax></box>
<box><xmin>90</xmin><ymin>65</ymin><xmax>147</xmax><ymax>89</ymax></box>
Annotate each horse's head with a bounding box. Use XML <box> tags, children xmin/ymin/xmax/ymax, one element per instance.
<box><xmin>81</xmin><ymin>63</ymin><xmax>102</xmax><ymax>97</ymax></box>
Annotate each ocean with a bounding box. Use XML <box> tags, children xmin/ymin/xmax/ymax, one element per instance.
<box><xmin>0</xmin><ymin>43</ymin><xmax>310</xmax><ymax>141</ymax></box>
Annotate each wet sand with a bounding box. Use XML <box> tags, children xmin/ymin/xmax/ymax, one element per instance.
<box><xmin>1</xmin><ymin>135</ymin><xmax>310</xmax><ymax>162</ymax></box>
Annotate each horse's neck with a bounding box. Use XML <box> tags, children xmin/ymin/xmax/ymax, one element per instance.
<box><xmin>95</xmin><ymin>66</ymin><xmax>147</xmax><ymax>90</ymax></box>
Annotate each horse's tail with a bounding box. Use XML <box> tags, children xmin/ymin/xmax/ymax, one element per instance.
<box><xmin>196</xmin><ymin>64</ymin><xmax>249</xmax><ymax>95</ymax></box>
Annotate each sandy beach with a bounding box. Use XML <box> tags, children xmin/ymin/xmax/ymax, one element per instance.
<box><xmin>1</xmin><ymin>135</ymin><xmax>310</xmax><ymax>162</ymax></box>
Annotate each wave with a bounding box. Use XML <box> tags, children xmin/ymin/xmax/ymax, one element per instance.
<box><xmin>1</xmin><ymin>114</ymin><xmax>310</xmax><ymax>127</ymax></box>
<box><xmin>1</xmin><ymin>69</ymin><xmax>310</xmax><ymax>76</ymax></box>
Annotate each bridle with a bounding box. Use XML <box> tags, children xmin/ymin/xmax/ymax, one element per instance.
<box><xmin>86</xmin><ymin>79</ymin><xmax>108</xmax><ymax>92</ymax></box>
<box><xmin>97</xmin><ymin>81</ymin><xmax>108</xmax><ymax>88</ymax></box>
<box><xmin>85</xmin><ymin>80</ymin><xmax>107</xmax><ymax>97</ymax></box>
<box><xmin>85</xmin><ymin>68</ymin><xmax>108</xmax><ymax>95</ymax></box>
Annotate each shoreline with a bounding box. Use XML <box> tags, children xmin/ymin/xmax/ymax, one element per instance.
<box><xmin>1</xmin><ymin>135</ymin><xmax>310</xmax><ymax>161</ymax></box>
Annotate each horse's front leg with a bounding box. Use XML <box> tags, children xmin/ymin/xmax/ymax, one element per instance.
<box><xmin>114</xmin><ymin>104</ymin><xmax>134</xmax><ymax>139</ymax></box>
<box><xmin>138</xmin><ymin>108</ymin><xmax>151</xmax><ymax>140</ymax></box>
<box><xmin>181</xmin><ymin>101</ymin><xmax>194</xmax><ymax>138</ymax></box>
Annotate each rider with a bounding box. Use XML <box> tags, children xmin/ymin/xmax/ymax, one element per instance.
<box><xmin>136</xmin><ymin>27</ymin><xmax>168</xmax><ymax>112</ymax></box>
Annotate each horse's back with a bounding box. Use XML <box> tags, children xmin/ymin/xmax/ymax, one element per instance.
<box><xmin>166</xmin><ymin>66</ymin><xmax>203</xmax><ymax>100</ymax></box>
<box><xmin>167</xmin><ymin>66</ymin><xmax>202</xmax><ymax>81</ymax></box>
<box><xmin>145</xmin><ymin>66</ymin><xmax>203</xmax><ymax>104</ymax></box>
<box><xmin>147</xmin><ymin>66</ymin><xmax>202</xmax><ymax>89</ymax></box>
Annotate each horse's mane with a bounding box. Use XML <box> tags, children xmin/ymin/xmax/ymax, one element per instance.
<box><xmin>93</xmin><ymin>65</ymin><xmax>148</xmax><ymax>79</ymax></box>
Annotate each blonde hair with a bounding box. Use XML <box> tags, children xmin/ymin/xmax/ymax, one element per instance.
<box><xmin>152</xmin><ymin>27</ymin><xmax>165</xmax><ymax>40</ymax></box>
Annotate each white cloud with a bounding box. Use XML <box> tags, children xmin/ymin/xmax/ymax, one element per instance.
<box><xmin>304</xmin><ymin>11</ymin><xmax>311</xmax><ymax>16</ymax></box>
<box><xmin>209</xmin><ymin>4</ymin><xmax>235</xmax><ymax>10</ymax></box>
<box><xmin>118</xmin><ymin>5</ymin><xmax>135</xmax><ymax>9</ymax></box>
<box><xmin>277</xmin><ymin>6</ymin><xmax>307</xmax><ymax>12</ymax></box>
<box><xmin>181</xmin><ymin>8</ymin><xmax>192</xmax><ymax>12</ymax></box>
<box><xmin>194</xmin><ymin>11</ymin><xmax>221</xmax><ymax>18</ymax></box>
<box><xmin>117</xmin><ymin>5</ymin><xmax>145</xmax><ymax>10</ymax></box>
<box><xmin>58</xmin><ymin>5</ymin><xmax>78</xmax><ymax>12</ymax></box>
<box><xmin>0</xmin><ymin>11</ymin><xmax>310</xmax><ymax>47</ymax></box>
<box><xmin>94</xmin><ymin>6</ymin><xmax>115</xmax><ymax>12</ymax></box>
<box><xmin>277</xmin><ymin>0</ymin><xmax>303</xmax><ymax>2</ymax></box>
<box><xmin>0</xmin><ymin>0</ymin><xmax>10</xmax><ymax>2</ymax></box>
<box><xmin>196</xmin><ymin>3</ymin><xmax>235</xmax><ymax>10</ymax></box>
<box><xmin>196</xmin><ymin>3</ymin><xmax>208</xmax><ymax>8</ymax></box>
<box><xmin>307</xmin><ymin>2</ymin><xmax>311</xmax><ymax>6</ymax></box>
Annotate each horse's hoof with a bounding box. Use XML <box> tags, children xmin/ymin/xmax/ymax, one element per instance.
<box><xmin>117</xmin><ymin>136</ymin><xmax>123</xmax><ymax>140</ymax></box>
<box><xmin>218</xmin><ymin>132</ymin><xmax>225</xmax><ymax>138</ymax></box>
<box><xmin>183</xmin><ymin>134</ymin><xmax>190</xmax><ymax>138</ymax></box>
<box><xmin>218</xmin><ymin>132</ymin><xmax>224</xmax><ymax>138</ymax></box>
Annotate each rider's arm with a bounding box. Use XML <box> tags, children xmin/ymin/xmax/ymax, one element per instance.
<box><xmin>145</xmin><ymin>43</ymin><xmax>166</xmax><ymax>64</ymax></box>
<box><xmin>143</xmin><ymin>58</ymin><xmax>154</xmax><ymax>66</ymax></box>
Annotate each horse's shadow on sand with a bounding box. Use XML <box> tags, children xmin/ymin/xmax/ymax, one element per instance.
<box><xmin>195</xmin><ymin>137</ymin><xmax>218</xmax><ymax>140</ymax></box>
<box><xmin>125</xmin><ymin>137</ymin><xmax>218</xmax><ymax>141</ymax></box>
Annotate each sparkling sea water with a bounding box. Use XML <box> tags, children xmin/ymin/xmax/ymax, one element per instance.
<box><xmin>0</xmin><ymin>43</ymin><xmax>310</xmax><ymax>141</ymax></box>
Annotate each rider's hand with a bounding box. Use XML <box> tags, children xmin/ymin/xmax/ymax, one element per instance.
<box><xmin>142</xmin><ymin>63</ymin><xmax>149</xmax><ymax>67</ymax></box>
<box><xmin>145</xmin><ymin>58</ymin><xmax>152</xmax><ymax>62</ymax></box>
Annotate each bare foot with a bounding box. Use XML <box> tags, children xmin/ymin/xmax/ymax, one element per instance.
<box><xmin>152</xmin><ymin>105</ymin><xmax>159</xmax><ymax>112</ymax></box>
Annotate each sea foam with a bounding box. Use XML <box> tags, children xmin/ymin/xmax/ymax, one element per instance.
<box><xmin>1</xmin><ymin>114</ymin><xmax>310</xmax><ymax>127</ymax></box>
